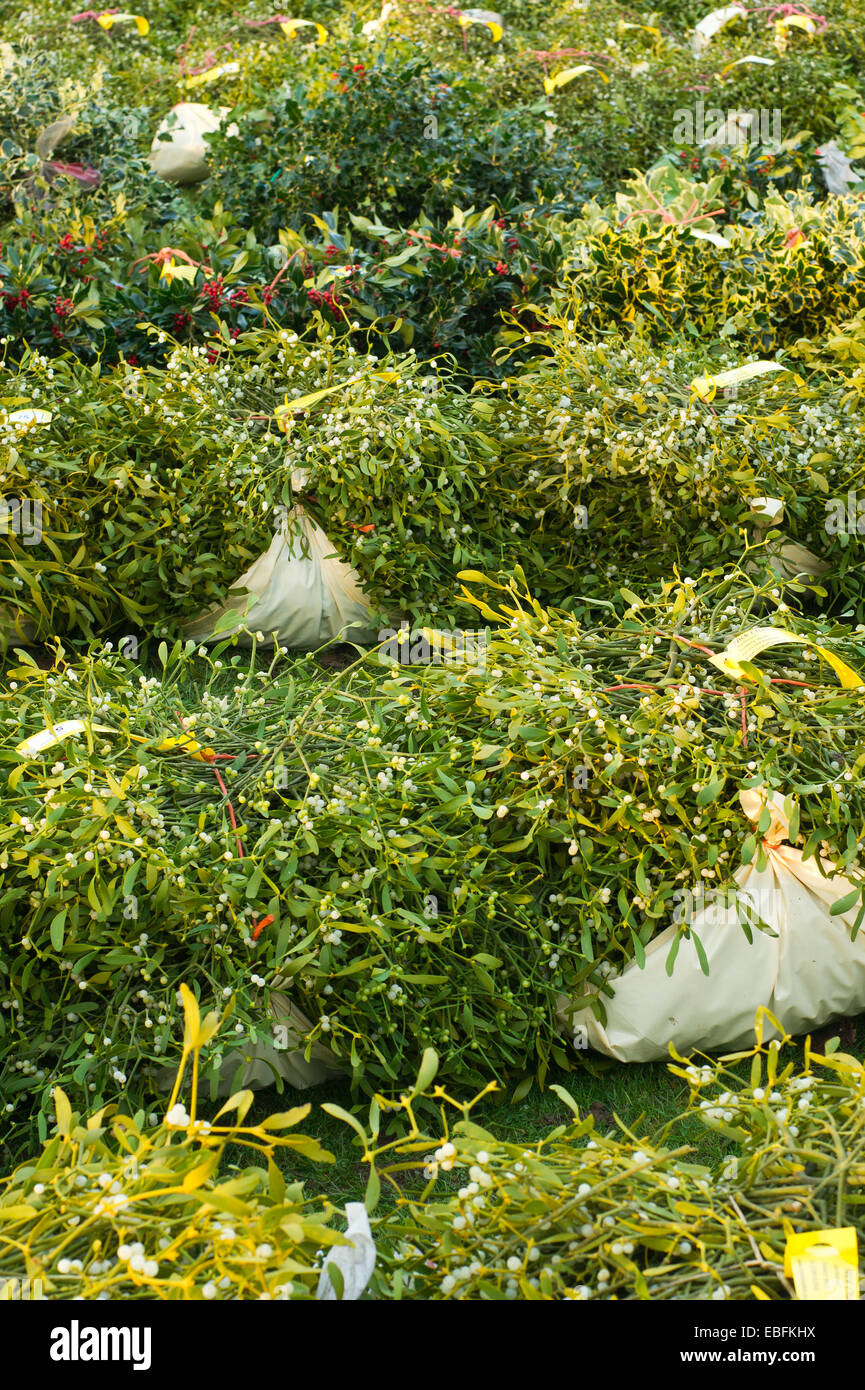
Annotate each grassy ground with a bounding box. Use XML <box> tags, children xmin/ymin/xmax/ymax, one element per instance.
<box><xmin>226</xmin><ymin>1013</ymin><xmax>865</xmax><ymax>1212</ymax></box>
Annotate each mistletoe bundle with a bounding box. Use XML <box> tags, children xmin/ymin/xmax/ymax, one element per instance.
<box><xmin>0</xmin><ymin>329</ymin><xmax>579</xmax><ymax>650</ymax></box>
<box><xmin>0</xmin><ymin>343</ymin><xmax>277</xmax><ymax>644</ymax></box>
<box><xmin>369</xmin><ymin>1025</ymin><xmax>865</xmax><ymax>1301</ymax></box>
<box><xmin>5</xmin><ymin>563</ymin><xmax>865</xmax><ymax>1138</ymax></box>
<box><xmin>7</xmin><ymin>1004</ymin><xmax>865</xmax><ymax>1302</ymax></box>
<box><xmin>0</xmin><ymin>636</ymin><xmax>338</xmax><ymax>1152</ymax></box>
<box><xmin>496</xmin><ymin>325</ymin><xmax>865</xmax><ymax>613</ymax></box>
<box><xmin>0</xmin><ymin>986</ymin><xmax>341</xmax><ymax>1302</ymax></box>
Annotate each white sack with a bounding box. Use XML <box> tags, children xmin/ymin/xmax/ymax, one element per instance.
<box><xmin>157</xmin><ymin>992</ymin><xmax>344</xmax><ymax>1097</ymax></box>
<box><xmin>561</xmin><ymin>789</ymin><xmax>865</xmax><ymax>1061</ymax></box>
<box><xmin>183</xmin><ymin>504</ymin><xmax>375</xmax><ymax>649</ymax></box>
<box><xmin>362</xmin><ymin>0</ymin><xmax>396</xmax><ymax>36</ymax></box>
<box><xmin>149</xmin><ymin>102</ymin><xmax>235</xmax><ymax>185</ymax></box>
<box><xmin>747</xmin><ymin>496</ymin><xmax>830</xmax><ymax>583</ymax></box>
<box><xmin>700</xmin><ymin>111</ymin><xmax>757</xmax><ymax>149</ymax></box>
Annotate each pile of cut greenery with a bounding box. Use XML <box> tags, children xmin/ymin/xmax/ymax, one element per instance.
<box><xmin>4</xmin><ymin>564</ymin><xmax>865</xmax><ymax>1145</ymax></box>
<box><xmin>368</xmin><ymin>1024</ymin><xmax>865</xmax><ymax>1300</ymax></box>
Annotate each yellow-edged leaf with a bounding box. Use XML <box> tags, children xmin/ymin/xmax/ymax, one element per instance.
<box><xmin>54</xmin><ymin>1087</ymin><xmax>72</xmax><ymax>1137</ymax></box>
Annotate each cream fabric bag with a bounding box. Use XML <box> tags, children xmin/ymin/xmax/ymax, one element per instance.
<box><xmin>157</xmin><ymin>994</ymin><xmax>344</xmax><ymax>1097</ymax></box>
<box><xmin>149</xmin><ymin>103</ymin><xmax>235</xmax><ymax>185</ymax></box>
<box><xmin>183</xmin><ymin>505</ymin><xmax>375</xmax><ymax>648</ymax></box>
<box><xmin>561</xmin><ymin>789</ymin><xmax>865</xmax><ymax>1061</ymax></box>
<box><xmin>747</xmin><ymin>497</ymin><xmax>830</xmax><ymax>585</ymax></box>
<box><xmin>213</xmin><ymin>993</ymin><xmax>344</xmax><ymax>1094</ymax></box>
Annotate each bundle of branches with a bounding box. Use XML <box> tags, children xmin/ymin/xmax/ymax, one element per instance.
<box><xmin>0</xmin><ymin>329</ymin><xmax>582</xmax><ymax>650</ymax></box>
<box><xmin>494</xmin><ymin>323</ymin><xmax>865</xmax><ymax>615</ymax></box>
<box><xmin>0</xmin><ymin>986</ymin><xmax>338</xmax><ymax>1301</ymax></box>
<box><xmin>4</xmin><ymin>564</ymin><xmax>865</xmax><ymax>1133</ymax></box>
<box><xmin>540</xmin><ymin>181</ymin><xmax>865</xmax><ymax>352</ymax></box>
<box><xmin>0</xmin><ymin>343</ymin><xmax>277</xmax><ymax>644</ymax></box>
<box><xmin>368</xmin><ymin>1022</ymin><xmax>865</xmax><ymax>1300</ymax></box>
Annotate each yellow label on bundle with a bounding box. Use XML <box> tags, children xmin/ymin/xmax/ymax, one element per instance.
<box><xmin>457</xmin><ymin>10</ymin><xmax>504</xmax><ymax>42</ymax></box>
<box><xmin>279</xmin><ymin>19</ymin><xmax>328</xmax><ymax>43</ymax></box>
<box><xmin>544</xmin><ymin>65</ymin><xmax>608</xmax><ymax>95</ymax></box>
<box><xmin>15</xmin><ymin>720</ymin><xmax>114</xmax><ymax>758</ymax></box>
<box><xmin>184</xmin><ymin>61</ymin><xmax>240</xmax><ymax>88</ymax></box>
<box><xmin>7</xmin><ymin>408</ymin><xmax>52</xmax><ymax>428</ymax></box>
<box><xmin>689</xmin><ymin>360</ymin><xmax>790</xmax><ymax>401</ymax></box>
<box><xmin>96</xmin><ymin>12</ymin><xmax>150</xmax><ymax>36</ymax></box>
<box><xmin>152</xmin><ymin>735</ymin><xmax>215</xmax><ymax>762</ymax></box>
<box><xmin>17</xmin><ymin>724</ymin><xmax>214</xmax><ymax>762</ymax></box>
<box><xmin>721</xmin><ymin>55</ymin><xmax>776</xmax><ymax>73</ymax></box>
<box><xmin>709</xmin><ymin>627</ymin><xmax>865</xmax><ymax>689</ymax></box>
<box><xmin>774</xmin><ymin>14</ymin><xmax>816</xmax><ymax>40</ymax></box>
<box><xmin>784</xmin><ymin>1229</ymin><xmax>859</xmax><ymax>1300</ymax></box>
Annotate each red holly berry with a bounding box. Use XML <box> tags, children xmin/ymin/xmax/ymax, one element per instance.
<box><xmin>202</xmin><ymin>275</ymin><xmax>226</xmax><ymax>311</ymax></box>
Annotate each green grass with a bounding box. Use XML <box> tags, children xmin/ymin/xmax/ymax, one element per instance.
<box><xmin>225</xmin><ymin>1013</ymin><xmax>865</xmax><ymax>1212</ymax></box>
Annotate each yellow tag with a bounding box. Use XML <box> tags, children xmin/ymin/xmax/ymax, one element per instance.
<box><xmin>785</xmin><ymin>1229</ymin><xmax>859</xmax><ymax>1300</ymax></box>
<box><xmin>183</xmin><ymin>61</ymin><xmax>240</xmax><ymax>88</ymax></box>
<box><xmin>721</xmin><ymin>55</ymin><xmax>776</xmax><ymax>73</ymax></box>
<box><xmin>709</xmin><ymin>627</ymin><xmax>865</xmax><ymax>690</ymax></box>
<box><xmin>95</xmin><ymin>12</ymin><xmax>150</xmax><ymax>36</ymax></box>
<box><xmin>16</xmin><ymin>723</ymin><xmax>214</xmax><ymax>763</ymax></box>
<box><xmin>16</xmin><ymin>720</ymin><xmax>114</xmax><ymax>758</ymax></box>
<box><xmin>544</xmin><ymin>65</ymin><xmax>608</xmax><ymax>95</ymax></box>
<box><xmin>153</xmin><ymin>735</ymin><xmax>215</xmax><ymax>763</ymax></box>
<box><xmin>689</xmin><ymin>360</ymin><xmax>790</xmax><ymax>402</ymax></box>
<box><xmin>7</xmin><ymin>408</ymin><xmax>52</xmax><ymax>429</ymax></box>
<box><xmin>279</xmin><ymin>19</ymin><xmax>328</xmax><ymax>43</ymax></box>
<box><xmin>456</xmin><ymin>12</ymin><xmax>504</xmax><ymax>42</ymax></box>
